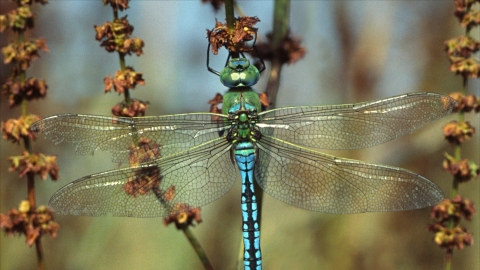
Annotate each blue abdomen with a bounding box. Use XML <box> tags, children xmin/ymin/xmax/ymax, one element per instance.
<box><xmin>234</xmin><ymin>142</ymin><xmax>261</xmax><ymax>270</ymax></box>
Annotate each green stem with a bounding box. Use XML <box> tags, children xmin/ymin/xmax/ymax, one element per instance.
<box><xmin>445</xmin><ymin>249</ymin><xmax>452</xmax><ymax>270</ymax></box>
<box><xmin>265</xmin><ymin>0</ymin><xmax>290</xmax><ymax>109</ymax></box>
<box><xmin>118</xmin><ymin>52</ymin><xmax>131</xmax><ymax>104</ymax></box>
<box><xmin>224</xmin><ymin>0</ymin><xmax>239</xmax><ymax>58</ymax></box>
<box><xmin>112</xmin><ymin>7</ymin><xmax>131</xmax><ymax>105</ymax></box>
<box><xmin>225</xmin><ymin>0</ymin><xmax>235</xmax><ymax>30</ymax></box>
<box><xmin>260</xmin><ymin>0</ymin><xmax>291</xmax><ymax>233</ymax></box>
<box><xmin>445</xmin><ymin>33</ymin><xmax>470</xmax><ymax>270</ymax></box>
<box><xmin>449</xmin><ymin>78</ymin><xmax>467</xmax><ymax>201</ymax></box>
<box><xmin>119</xmin><ymin>52</ymin><xmax>126</xmax><ymax>71</ymax></box>
<box><xmin>182</xmin><ymin>227</ymin><xmax>213</xmax><ymax>270</ymax></box>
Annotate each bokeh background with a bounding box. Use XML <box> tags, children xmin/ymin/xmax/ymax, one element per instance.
<box><xmin>1</xmin><ymin>1</ymin><xmax>479</xmax><ymax>270</ymax></box>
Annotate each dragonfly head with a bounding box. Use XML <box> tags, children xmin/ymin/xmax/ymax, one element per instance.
<box><xmin>220</xmin><ymin>58</ymin><xmax>260</xmax><ymax>88</ymax></box>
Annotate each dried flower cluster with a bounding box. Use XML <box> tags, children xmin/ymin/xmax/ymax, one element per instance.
<box><xmin>454</xmin><ymin>0</ymin><xmax>480</xmax><ymax>30</ymax></box>
<box><xmin>0</xmin><ymin>201</ymin><xmax>59</xmax><ymax>247</ymax></box>
<box><xmin>128</xmin><ymin>138</ymin><xmax>161</xmax><ymax>166</ymax></box>
<box><xmin>254</xmin><ymin>33</ymin><xmax>306</xmax><ymax>65</ymax></box>
<box><xmin>208</xmin><ymin>93</ymin><xmax>223</xmax><ymax>116</ymax></box>
<box><xmin>0</xmin><ymin>5</ymin><xmax>35</xmax><ymax>32</ymax></box>
<box><xmin>445</xmin><ymin>1</ymin><xmax>480</xmax><ymax>78</ymax></box>
<box><xmin>258</xmin><ymin>92</ymin><xmax>270</xmax><ymax>110</ymax></box>
<box><xmin>111</xmin><ymin>99</ymin><xmax>148</xmax><ymax>117</ymax></box>
<box><xmin>2</xmin><ymin>114</ymin><xmax>40</xmax><ymax>143</ymax></box>
<box><xmin>123</xmin><ymin>165</ymin><xmax>162</xmax><ymax>197</ymax></box>
<box><xmin>102</xmin><ymin>0</ymin><xmax>130</xmax><ymax>12</ymax></box>
<box><xmin>121</xmin><ymin>137</ymin><xmax>202</xmax><ymax>227</ymax></box>
<box><xmin>1</xmin><ymin>8</ymin><xmax>49</xmax><ymax>107</ymax></box>
<box><xmin>443</xmin><ymin>153</ymin><xmax>480</xmax><ymax>183</ymax></box>
<box><xmin>428</xmin><ymin>196</ymin><xmax>475</xmax><ymax>251</ymax></box>
<box><xmin>94</xmin><ymin>17</ymin><xmax>144</xmax><ymax>56</ymax></box>
<box><xmin>3</xmin><ymin>77</ymin><xmax>48</xmax><ymax>107</ymax></box>
<box><xmin>8</xmin><ymin>151</ymin><xmax>59</xmax><ymax>180</ymax></box>
<box><xmin>443</xmin><ymin>120</ymin><xmax>476</xmax><ymax>144</ymax></box>
<box><xmin>1</xmin><ymin>0</ymin><xmax>59</xmax><ymax>254</ymax></box>
<box><xmin>430</xmin><ymin>0</ymin><xmax>479</xmax><ymax>260</ymax></box>
<box><xmin>449</xmin><ymin>92</ymin><xmax>480</xmax><ymax>113</ymax></box>
<box><xmin>2</xmin><ymin>38</ymin><xmax>49</xmax><ymax>69</ymax></box>
<box><xmin>207</xmin><ymin>16</ymin><xmax>261</xmax><ymax>55</ymax></box>
<box><xmin>96</xmin><ymin>1</ymin><xmax>148</xmax><ymax>117</ymax></box>
<box><xmin>104</xmin><ymin>67</ymin><xmax>145</xmax><ymax>94</ymax></box>
<box><xmin>163</xmin><ymin>203</ymin><xmax>202</xmax><ymax>230</ymax></box>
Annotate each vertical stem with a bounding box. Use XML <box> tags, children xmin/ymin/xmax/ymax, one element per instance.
<box><xmin>182</xmin><ymin>227</ymin><xmax>214</xmax><ymax>270</ymax></box>
<box><xmin>445</xmin><ymin>33</ymin><xmax>469</xmax><ymax>270</ymax></box>
<box><xmin>17</xmin><ymin>25</ymin><xmax>45</xmax><ymax>269</ymax></box>
<box><xmin>258</xmin><ymin>0</ymin><xmax>291</xmax><ymax>227</ymax></box>
<box><xmin>113</xmin><ymin>8</ymin><xmax>119</xmax><ymax>20</ymax></box>
<box><xmin>272</xmin><ymin>0</ymin><xmax>290</xmax><ymax>49</ymax></box>
<box><xmin>19</xmin><ymin>30</ymin><xmax>27</xmax><ymax>117</ymax></box>
<box><xmin>225</xmin><ymin>0</ymin><xmax>235</xmax><ymax>30</ymax></box>
<box><xmin>266</xmin><ymin>0</ymin><xmax>290</xmax><ymax>108</ymax></box>
<box><xmin>118</xmin><ymin>52</ymin><xmax>131</xmax><ymax>104</ymax></box>
<box><xmin>449</xmin><ymin>78</ymin><xmax>467</xmax><ymax>200</ymax></box>
<box><xmin>225</xmin><ymin>0</ymin><xmax>239</xmax><ymax>58</ymax></box>
<box><xmin>113</xmin><ymin>7</ymin><xmax>131</xmax><ymax>105</ymax></box>
<box><xmin>444</xmin><ymin>249</ymin><xmax>452</xmax><ymax>270</ymax></box>
<box><xmin>35</xmin><ymin>236</ymin><xmax>45</xmax><ymax>270</ymax></box>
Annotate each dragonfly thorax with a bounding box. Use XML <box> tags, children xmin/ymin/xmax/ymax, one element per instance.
<box><xmin>223</xmin><ymin>89</ymin><xmax>262</xmax><ymax>144</ymax></box>
<box><xmin>226</xmin><ymin>107</ymin><xmax>261</xmax><ymax>144</ymax></box>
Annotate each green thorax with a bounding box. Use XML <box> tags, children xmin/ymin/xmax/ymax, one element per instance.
<box><xmin>223</xmin><ymin>89</ymin><xmax>261</xmax><ymax>116</ymax></box>
<box><xmin>220</xmin><ymin>58</ymin><xmax>262</xmax><ymax>142</ymax></box>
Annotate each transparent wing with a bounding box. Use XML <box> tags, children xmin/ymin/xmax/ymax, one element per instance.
<box><xmin>258</xmin><ymin>92</ymin><xmax>456</xmax><ymax>150</ymax></box>
<box><xmin>255</xmin><ymin>136</ymin><xmax>443</xmax><ymax>214</ymax></box>
<box><xmin>49</xmin><ymin>138</ymin><xmax>237</xmax><ymax>217</ymax></box>
<box><xmin>31</xmin><ymin>113</ymin><xmax>228</xmax><ymax>162</ymax></box>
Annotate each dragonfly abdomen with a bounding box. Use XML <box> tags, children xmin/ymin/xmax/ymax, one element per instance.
<box><xmin>234</xmin><ymin>142</ymin><xmax>262</xmax><ymax>270</ymax></box>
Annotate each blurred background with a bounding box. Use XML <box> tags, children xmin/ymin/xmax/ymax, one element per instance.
<box><xmin>1</xmin><ymin>1</ymin><xmax>479</xmax><ymax>269</ymax></box>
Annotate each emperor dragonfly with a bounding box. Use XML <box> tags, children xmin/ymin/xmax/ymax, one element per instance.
<box><xmin>31</xmin><ymin>58</ymin><xmax>455</xmax><ymax>270</ymax></box>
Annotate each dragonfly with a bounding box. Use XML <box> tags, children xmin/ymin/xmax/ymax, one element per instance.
<box><xmin>31</xmin><ymin>58</ymin><xmax>456</xmax><ymax>270</ymax></box>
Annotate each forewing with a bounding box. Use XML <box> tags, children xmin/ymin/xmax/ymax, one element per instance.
<box><xmin>258</xmin><ymin>92</ymin><xmax>456</xmax><ymax>150</ymax></box>
<box><xmin>31</xmin><ymin>113</ymin><xmax>228</xmax><ymax>162</ymax></box>
<box><xmin>254</xmin><ymin>136</ymin><xmax>444</xmax><ymax>214</ymax></box>
<box><xmin>49</xmin><ymin>138</ymin><xmax>237</xmax><ymax>217</ymax></box>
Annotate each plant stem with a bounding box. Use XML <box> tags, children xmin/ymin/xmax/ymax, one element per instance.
<box><xmin>182</xmin><ymin>227</ymin><xmax>213</xmax><ymax>270</ymax></box>
<box><xmin>112</xmin><ymin>7</ymin><xmax>131</xmax><ymax>105</ymax></box>
<box><xmin>257</xmin><ymin>0</ymin><xmax>292</xmax><ymax>227</ymax></box>
<box><xmin>266</xmin><ymin>0</ymin><xmax>290</xmax><ymax>108</ymax></box>
<box><xmin>445</xmin><ymin>250</ymin><xmax>452</xmax><ymax>270</ymax></box>
<box><xmin>445</xmin><ymin>27</ymin><xmax>470</xmax><ymax>270</ymax></box>
<box><xmin>118</xmin><ymin>52</ymin><xmax>131</xmax><ymax>104</ymax></box>
<box><xmin>35</xmin><ymin>236</ymin><xmax>45</xmax><ymax>270</ymax></box>
<box><xmin>18</xmin><ymin>25</ymin><xmax>45</xmax><ymax>269</ymax></box>
<box><xmin>225</xmin><ymin>0</ymin><xmax>239</xmax><ymax>58</ymax></box>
